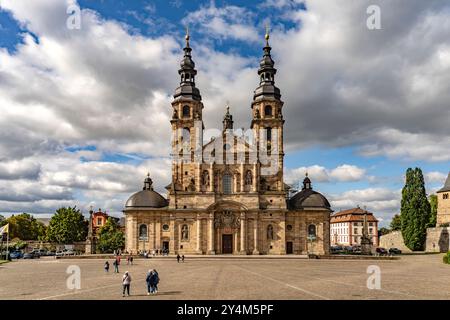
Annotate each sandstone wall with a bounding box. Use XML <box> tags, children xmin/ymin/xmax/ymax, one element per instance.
<box><xmin>379</xmin><ymin>231</ymin><xmax>412</xmax><ymax>253</ymax></box>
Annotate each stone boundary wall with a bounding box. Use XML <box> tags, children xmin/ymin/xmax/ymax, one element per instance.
<box><xmin>425</xmin><ymin>227</ymin><xmax>450</xmax><ymax>253</ymax></box>
<box><xmin>379</xmin><ymin>231</ymin><xmax>412</xmax><ymax>253</ymax></box>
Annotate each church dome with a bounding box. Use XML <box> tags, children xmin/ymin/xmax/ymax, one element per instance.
<box><xmin>288</xmin><ymin>174</ymin><xmax>331</xmax><ymax>210</ymax></box>
<box><xmin>125</xmin><ymin>174</ymin><xmax>168</xmax><ymax>208</ymax></box>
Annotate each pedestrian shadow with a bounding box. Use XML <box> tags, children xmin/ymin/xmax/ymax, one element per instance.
<box><xmin>131</xmin><ymin>291</ymin><xmax>182</xmax><ymax>297</ymax></box>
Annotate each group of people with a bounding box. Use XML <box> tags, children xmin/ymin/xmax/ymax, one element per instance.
<box><xmin>103</xmin><ymin>256</ymin><xmax>160</xmax><ymax>297</ymax></box>
<box><xmin>176</xmin><ymin>254</ymin><xmax>185</xmax><ymax>263</ymax></box>
<box><xmin>121</xmin><ymin>269</ymin><xmax>159</xmax><ymax>297</ymax></box>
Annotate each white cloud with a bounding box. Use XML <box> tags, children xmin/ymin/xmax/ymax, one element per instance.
<box><xmin>425</xmin><ymin>171</ymin><xmax>448</xmax><ymax>184</ymax></box>
<box><xmin>285</xmin><ymin>164</ymin><xmax>366</xmax><ymax>184</ymax></box>
<box><xmin>329</xmin><ymin>187</ymin><xmax>401</xmax><ymax>226</ymax></box>
<box><xmin>182</xmin><ymin>1</ymin><xmax>259</xmax><ymax>42</ymax></box>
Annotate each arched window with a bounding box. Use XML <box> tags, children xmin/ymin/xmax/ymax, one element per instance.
<box><xmin>181</xmin><ymin>224</ymin><xmax>189</xmax><ymax>240</ymax></box>
<box><xmin>267</xmin><ymin>224</ymin><xmax>274</xmax><ymax>240</ymax></box>
<box><xmin>139</xmin><ymin>224</ymin><xmax>148</xmax><ymax>240</ymax></box>
<box><xmin>223</xmin><ymin>173</ymin><xmax>232</xmax><ymax>194</ymax></box>
<box><xmin>182</xmin><ymin>105</ymin><xmax>190</xmax><ymax>118</ymax></box>
<box><xmin>265</xmin><ymin>105</ymin><xmax>272</xmax><ymax>117</ymax></box>
<box><xmin>308</xmin><ymin>224</ymin><xmax>317</xmax><ymax>239</ymax></box>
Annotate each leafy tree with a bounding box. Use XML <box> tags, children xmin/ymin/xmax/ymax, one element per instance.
<box><xmin>3</xmin><ymin>213</ymin><xmax>46</xmax><ymax>240</ymax></box>
<box><xmin>390</xmin><ymin>214</ymin><xmax>402</xmax><ymax>231</ymax></box>
<box><xmin>378</xmin><ymin>227</ymin><xmax>391</xmax><ymax>236</ymax></box>
<box><xmin>96</xmin><ymin>218</ymin><xmax>125</xmax><ymax>253</ymax></box>
<box><xmin>0</xmin><ymin>215</ymin><xmax>5</xmax><ymax>226</ymax></box>
<box><xmin>46</xmin><ymin>207</ymin><xmax>88</xmax><ymax>244</ymax></box>
<box><xmin>401</xmin><ymin>168</ymin><xmax>431</xmax><ymax>251</ymax></box>
<box><xmin>428</xmin><ymin>194</ymin><xmax>438</xmax><ymax>228</ymax></box>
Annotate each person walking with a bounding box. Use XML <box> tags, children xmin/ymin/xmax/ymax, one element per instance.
<box><xmin>113</xmin><ymin>259</ymin><xmax>119</xmax><ymax>273</ymax></box>
<box><xmin>153</xmin><ymin>269</ymin><xmax>159</xmax><ymax>294</ymax></box>
<box><xmin>122</xmin><ymin>271</ymin><xmax>131</xmax><ymax>297</ymax></box>
<box><xmin>182</xmin><ymin>255</ymin><xmax>185</xmax><ymax>263</ymax></box>
<box><xmin>130</xmin><ymin>255</ymin><xmax>134</xmax><ymax>265</ymax></box>
<box><xmin>104</xmin><ymin>261</ymin><xmax>110</xmax><ymax>273</ymax></box>
<box><xmin>177</xmin><ymin>254</ymin><xmax>180</xmax><ymax>263</ymax></box>
<box><xmin>146</xmin><ymin>269</ymin><xmax>153</xmax><ymax>295</ymax></box>
<box><xmin>147</xmin><ymin>269</ymin><xmax>159</xmax><ymax>294</ymax></box>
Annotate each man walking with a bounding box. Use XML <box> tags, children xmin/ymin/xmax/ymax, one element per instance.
<box><xmin>182</xmin><ymin>255</ymin><xmax>185</xmax><ymax>262</ymax></box>
<box><xmin>122</xmin><ymin>271</ymin><xmax>131</xmax><ymax>297</ymax></box>
<box><xmin>113</xmin><ymin>259</ymin><xmax>119</xmax><ymax>273</ymax></box>
<box><xmin>177</xmin><ymin>254</ymin><xmax>181</xmax><ymax>263</ymax></box>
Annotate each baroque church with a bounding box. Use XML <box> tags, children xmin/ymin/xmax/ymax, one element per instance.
<box><xmin>124</xmin><ymin>31</ymin><xmax>332</xmax><ymax>255</ymax></box>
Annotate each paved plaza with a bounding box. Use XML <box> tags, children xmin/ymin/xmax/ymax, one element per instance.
<box><xmin>0</xmin><ymin>254</ymin><xmax>449</xmax><ymax>300</ymax></box>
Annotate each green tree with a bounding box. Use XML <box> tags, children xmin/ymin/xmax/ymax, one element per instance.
<box><xmin>46</xmin><ymin>207</ymin><xmax>88</xmax><ymax>244</ymax></box>
<box><xmin>401</xmin><ymin>168</ymin><xmax>431</xmax><ymax>251</ymax></box>
<box><xmin>428</xmin><ymin>194</ymin><xmax>438</xmax><ymax>228</ymax></box>
<box><xmin>96</xmin><ymin>218</ymin><xmax>125</xmax><ymax>253</ymax></box>
<box><xmin>390</xmin><ymin>214</ymin><xmax>402</xmax><ymax>231</ymax></box>
<box><xmin>3</xmin><ymin>213</ymin><xmax>46</xmax><ymax>240</ymax></box>
<box><xmin>0</xmin><ymin>215</ymin><xmax>5</xmax><ymax>226</ymax></box>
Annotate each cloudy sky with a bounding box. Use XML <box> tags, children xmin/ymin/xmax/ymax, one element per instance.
<box><xmin>0</xmin><ymin>0</ymin><xmax>449</xmax><ymax>226</ymax></box>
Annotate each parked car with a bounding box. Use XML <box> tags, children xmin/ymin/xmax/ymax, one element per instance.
<box><xmin>63</xmin><ymin>249</ymin><xmax>75</xmax><ymax>256</ymax></box>
<box><xmin>10</xmin><ymin>251</ymin><xmax>23</xmax><ymax>259</ymax></box>
<box><xmin>29</xmin><ymin>251</ymin><xmax>41</xmax><ymax>258</ymax></box>
<box><xmin>46</xmin><ymin>250</ymin><xmax>56</xmax><ymax>256</ymax></box>
<box><xmin>389</xmin><ymin>248</ymin><xmax>402</xmax><ymax>255</ymax></box>
<box><xmin>23</xmin><ymin>252</ymin><xmax>36</xmax><ymax>259</ymax></box>
<box><xmin>376</xmin><ymin>247</ymin><xmax>388</xmax><ymax>256</ymax></box>
<box><xmin>352</xmin><ymin>246</ymin><xmax>362</xmax><ymax>254</ymax></box>
<box><xmin>55</xmin><ymin>251</ymin><xmax>64</xmax><ymax>257</ymax></box>
<box><xmin>330</xmin><ymin>245</ymin><xmax>344</xmax><ymax>254</ymax></box>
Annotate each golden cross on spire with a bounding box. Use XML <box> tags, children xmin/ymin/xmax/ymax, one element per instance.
<box><xmin>185</xmin><ymin>25</ymin><xmax>190</xmax><ymax>47</ymax></box>
<box><xmin>265</xmin><ymin>22</ymin><xmax>270</xmax><ymax>45</ymax></box>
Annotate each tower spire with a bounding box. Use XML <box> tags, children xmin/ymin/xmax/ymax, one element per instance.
<box><xmin>173</xmin><ymin>29</ymin><xmax>202</xmax><ymax>101</ymax></box>
<box><xmin>223</xmin><ymin>103</ymin><xmax>234</xmax><ymax>130</ymax></box>
<box><xmin>253</xmin><ymin>26</ymin><xmax>281</xmax><ymax>101</ymax></box>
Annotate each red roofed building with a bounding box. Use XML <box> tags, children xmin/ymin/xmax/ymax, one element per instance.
<box><xmin>330</xmin><ymin>207</ymin><xmax>379</xmax><ymax>246</ymax></box>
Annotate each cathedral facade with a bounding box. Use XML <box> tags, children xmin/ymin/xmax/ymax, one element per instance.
<box><xmin>124</xmin><ymin>32</ymin><xmax>332</xmax><ymax>255</ymax></box>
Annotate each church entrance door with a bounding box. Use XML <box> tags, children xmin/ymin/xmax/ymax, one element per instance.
<box><xmin>222</xmin><ymin>234</ymin><xmax>233</xmax><ymax>254</ymax></box>
<box><xmin>286</xmin><ymin>241</ymin><xmax>293</xmax><ymax>254</ymax></box>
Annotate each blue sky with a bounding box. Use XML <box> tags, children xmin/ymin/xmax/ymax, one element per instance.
<box><xmin>0</xmin><ymin>0</ymin><xmax>449</xmax><ymax>226</ymax></box>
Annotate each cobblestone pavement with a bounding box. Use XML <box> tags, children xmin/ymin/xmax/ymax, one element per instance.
<box><xmin>0</xmin><ymin>254</ymin><xmax>449</xmax><ymax>300</ymax></box>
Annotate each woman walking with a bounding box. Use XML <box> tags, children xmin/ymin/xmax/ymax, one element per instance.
<box><xmin>122</xmin><ymin>271</ymin><xmax>131</xmax><ymax>297</ymax></box>
<box><xmin>104</xmin><ymin>261</ymin><xmax>110</xmax><ymax>273</ymax></box>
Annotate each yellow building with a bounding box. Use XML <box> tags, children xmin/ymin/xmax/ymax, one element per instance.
<box><xmin>124</xmin><ymin>32</ymin><xmax>332</xmax><ymax>255</ymax></box>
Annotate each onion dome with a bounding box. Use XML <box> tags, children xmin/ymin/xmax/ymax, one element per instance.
<box><xmin>289</xmin><ymin>173</ymin><xmax>331</xmax><ymax>211</ymax></box>
<box><xmin>125</xmin><ymin>173</ymin><xmax>168</xmax><ymax>209</ymax></box>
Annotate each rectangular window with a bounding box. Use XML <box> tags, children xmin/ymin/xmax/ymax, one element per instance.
<box><xmin>354</xmin><ymin>229</ymin><xmax>357</xmax><ymax>234</ymax></box>
<box><xmin>97</xmin><ymin>218</ymin><xmax>102</xmax><ymax>226</ymax></box>
<box><xmin>444</xmin><ymin>193</ymin><xmax>449</xmax><ymax>200</ymax></box>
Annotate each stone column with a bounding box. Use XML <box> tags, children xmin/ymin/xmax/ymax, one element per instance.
<box><xmin>252</xmin><ymin>164</ymin><xmax>257</xmax><ymax>192</ymax></box>
<box><xmin>196</xmin><ymin>214</ymin><xmax>202</xmax><ymax>254</ymax></box>
<box><xmin>240</xmin><ymin>212</ymin><xmax>246</xmax><ymax>254</ymax></box>
<box><xmin>169</xmin><ymin>216</ymin><xmax>175</xmax><ymax>254</ymax></box>
<box><xmin>253</xmin><ymin>217</ymin><xmax>259</xmax><ymax>255</ymax></box>
<box><xmin>208</xmin><ymin>213</ymin><xmax>215</xmax><ymax>254</ymax></box>
<box><xmin>155</xmin><ymin>220</ymin><xmax>161</xmax><ymax>252</ymax></box>
<box><xmin>234</xmin><ymin>231</ymin><xmax>239</xmax><ymax>254</ymax></box>
<box><xmin>240</xmin><ymin>164</ymin><xmax>245</xmax><ymax>192</ymax></box>
<box><xmin>209</xmin><ymin>164</ymin><xmax>214</xmax><ymax>192</ymax></box>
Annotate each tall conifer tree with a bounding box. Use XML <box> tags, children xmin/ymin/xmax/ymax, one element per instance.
<box><xmin>401</xmin><ymin>168</ymin><xmax>431</xmax><ymax>250</ymax></box>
